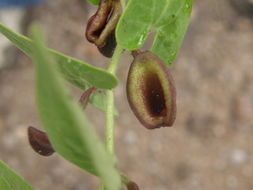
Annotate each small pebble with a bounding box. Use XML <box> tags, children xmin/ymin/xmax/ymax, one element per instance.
<box><xmin>230</xmin><ymin>149</ymin><xmax>248</xmax><ymax>165</ymax></box>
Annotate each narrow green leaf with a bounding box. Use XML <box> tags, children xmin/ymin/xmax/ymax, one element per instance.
<box><xmin>116</xmin><ymin>0</ymin><xmax>192</xmax><ymax>66</ymax></box>
<box><xmin>86</xmin><ymin>0</ymin><xmax>99</xmax><ymax>5</ymax></box>
<box><xmin>0</xmin><ymin>161</ymin><xmax>34</xmax><ymax>190</ymax></box>
<box><xmin>151</xmin><ymin>0</ymin><xmax>193</xmax><ymax>66</ymax></box>
<box><xmin>0</xmin><ymin>23</ymin><xmax>118</xmax><ymax>90</ymax></box>
<box><xmin>31</xmin><ymin>26</ymin><xmax>121</xmax><ymax>190</ymax></box>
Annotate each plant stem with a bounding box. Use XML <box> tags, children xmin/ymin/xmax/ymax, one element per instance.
<box><xmin>105</xmin><ymin>90</ymin><xmax>115</xmax><ymax>153</ymax></box>
<box><xmin>105</xmin><ymin>45</ymin><xmax>123</xmax><ymax>154</ymax></box>
<box><xmin>107</xmin><ymin>46</ymin><xmax>123</xmax><ymax>75</ymax></box>
<box><xmin>102</xmin><ymin>46</ymin><xmax>123</xmax><ymax>189</ymax></box>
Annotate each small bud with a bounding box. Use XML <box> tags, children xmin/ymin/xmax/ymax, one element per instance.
<box><xmin>85</xmin><ymin>0</ymin><xmax>121</xmax><ymax>57</ymax></box>
<box><xmin>127</xmin><ymin>51</ymin><xmax>176</xmax><ymax>129</ymax></box>
<box><xmin>79</xmin><ymin>87</ymin><xmax>96</xmax><ymax>109</ymax></box>
<box><xmin>126</xmin><ymin>181</ymin><xmax>139</xmax><ymax>190</ymax></box>
<box><xmin>28</xmin><ymin>126</ymin><xmax>55</xmax><ymax>156</ymax></box>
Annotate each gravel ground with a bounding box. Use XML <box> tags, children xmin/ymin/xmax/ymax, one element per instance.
<box><xmin>0</xmin><ymin>0</ymin><xmax>253</xmax><ymax>190</ymax></box>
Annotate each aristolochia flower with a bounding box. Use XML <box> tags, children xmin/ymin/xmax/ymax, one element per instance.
<box><xmin>127</xmin><ymin>50</ymin><xmax>176</xmax><ymax>129</ymax></box>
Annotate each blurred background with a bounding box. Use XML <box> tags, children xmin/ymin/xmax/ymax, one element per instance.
<box><xmin>0</xmin><ymin>0</ymin><xmax>253</xmax><ymax>190</ymax></box>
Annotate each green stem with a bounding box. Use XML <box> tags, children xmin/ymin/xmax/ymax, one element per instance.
<box><xmin>101</xmin><ymin>45</ymin><xmax>123</xmax><ymax>190</ymax></box>
<box><xmin>105</xmin><ymin>45</ymin><xmax>123</xmax><ymax>154</ymax></box>
<box><xmin>107</xmin><ymin>46</ymin><xmax>123</xmax><ymax>75</ymax></box>
<box><xmin>105</xmin><ymin>90</ymin><xmax>114</xmax><ymax>153</ymax></box>
<box><xmin>99</xmin><ymin>184</ymin><xmax>104</xmax><ymax>190</ymax></box>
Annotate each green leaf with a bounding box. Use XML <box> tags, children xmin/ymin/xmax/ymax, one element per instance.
<box><xmin>30</xmin><ymin>26</ymin><xmax>121</xmax><ymax>190</ymax></box>
<box><xmin>0</xmin><ymin>23</ymin><xmax>117</xmax><ymax>114</ymax></box>
<box><xmin>86</xmin><ymin>0</ymin><xmax>99</xmax><ymax>5</ymax></box>
<box><xmin>89</xmin><ymin>90</ymin><xmax>118</xmax><ymax>115</ymax></box>
<box><xmin>116</xmin><ymin>0</ymin><xmax>185</xmax><ymax>49</ymax></box>
<box><xmin>0</xmin><ymin>23</ymin><xmax>118</xmax><ymax>90</ymax></box>
<box><xmin>116</xmin><ymin>0</ymin><xmax>192</xmax><ymax>66</ymax></box>
<box><xmin>0</xmin><ymin>161</ymin><xmax>34</xmax><ymax>190</ymax></box>
<box><xmin>151</xmin><ymin>0</ymin><xmax>193</xmax><ymax>66</ymax></box>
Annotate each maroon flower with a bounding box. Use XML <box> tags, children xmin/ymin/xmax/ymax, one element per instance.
<box><xmin>127</xmin><ymin>50</ymin><xmax>176</xmax><ymax>129</ymax></box>
<box><xmin>85</xmin><ymin>0</ymin><xmax>121</xmax><ymax>57</ymax></box>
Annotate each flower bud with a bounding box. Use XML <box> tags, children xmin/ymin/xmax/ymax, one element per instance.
<box><xmin>126</xmin><ymin>181</ymin><xmax>139</xmax><ymax>190</ymax></box>
<box><xmin>79</xmin><ymin>87</ymin><xmax>96</xmax><ymax>109</ymax></box>
<box><xmin>127</xmin><ymin>51</ymin><xmax>176</xmax><ymax>129</ymax></box>
<box><xmin>28</xmin><ymin>126</ymin><xmax>55</xmax><ymax>156</ymax></box>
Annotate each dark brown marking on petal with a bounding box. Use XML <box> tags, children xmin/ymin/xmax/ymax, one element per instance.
<box><xmin>97</xmin><ymin>31</ymin><xmax>116</xmax><ymax>57</ymax></box>
<box><xmin>142</xmin><ymin>72</ymin><xmax>166</xmax><ymax>117</ymax></box>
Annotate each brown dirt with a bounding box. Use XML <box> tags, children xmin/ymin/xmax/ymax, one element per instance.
<box><xmin>0</xmin><ymin>0</ymin><xmax>253</xmax><ymax>190</ymax></box>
